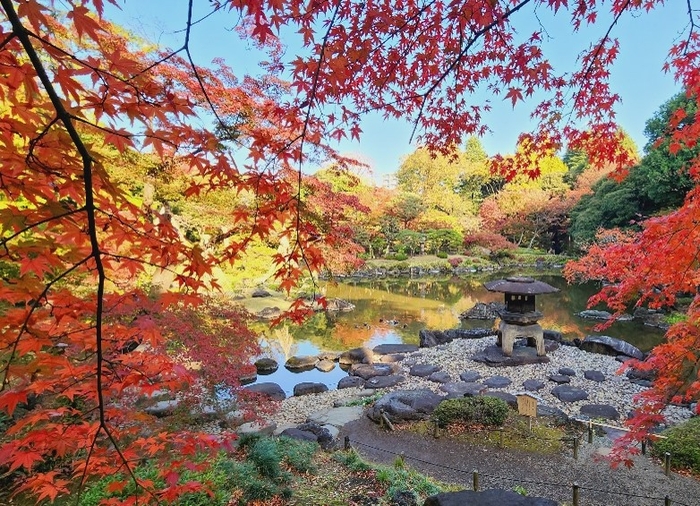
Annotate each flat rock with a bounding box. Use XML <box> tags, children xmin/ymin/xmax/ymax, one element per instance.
<box><xmin>548</xmin><ymin>374</ymin><xmax>571</xmax><ymax>384</ymax></box>
<box><xmin>373</xmin><ymin>343</ymin><xmax>419</xmax><ymax>355</ymax></box>
<box><xmin>237</xmin><ymin>419</ymin><xmax>277</xmax><ymax>437</ymax></box>
<box><xmin>315</xmin><ymin>359</ymin><xmax>336</xmax><ymax>372</ymax></box>
<box><xmin>577</xmin><ymin>309</ymin><xmax>612</xmax><ymax>320</ymax></box>
<box><xmin>145</xmin><ymin>399</ymin><xmax>179</xmax><ymax>417</ymax></box>
<box><xmin>459</xmin><ymin>370</ymin><xmax>482</xmax><ymax>382</ymax></box>
<box><xmin>410</xmin><ymin>363</ymin><xmax>440</xmax><ymax>377</ymax></box>
<box><xmin>523</xmin><ymin>379</ymin><xmax>545</xmax><ymax>391</ymax></box>
<box><xmin>339</xmin><ymin>347</ymin><xmax>375</xmax><ymax>366</ymax></box>
<box><xmin>368</xmin><ymin>389</ymin><xmax>444</xmax><ymax>423</ymax></box>
<box><xmin>579</xmin><ymin>335</ymin><xmax>644</xmax><ymax>360</ymax></box>
<box><xmin>580</xmin><ymin>404</ymin><xmax>620</xmax><ymax>421</ymax></box>
<box><xmin>537</xmin><ymin>404</ymin><xmax>569</xmax><ymax>422</ymax></box>
<box><xmin>483</xmin><ymin>375</ymin><xmax>511</xmax><ymax>388</ymax></box>
<box><xmin>439</xmin><ymin>381</ymin><xmax>487</xmax><ymax>398</ymax></box>
<box><xmin>243</xmin><ymin>382</ymin><xmax>286</xmax><ymax>401</ymax></box>
<box><xmin>424</xmin><ymin>489</ymin><xmax>558</xmax><ymax>506</ymax></box>
<box><xmin>308</xmin><ymin>405</ymin><xmax>364</xmax><ymax>428</ymax></box>
<box><xmin>482</xmin><ymin>391</ymin><xmax>518</xmax><ymax>409</ymax></box>
<box><xmin>338</xmin><ymin>376</ymin><xmax>366</xmax><ymax>389</ymax></box>
<box><xmin>428</xmin><ymin>371</ymin><xmax>451</xmax><ymax>383</ymax></box>
<box><xmin>254</xmin><ymin>357</ymin><xmax>279</xmax><ymax>374</ymax></box>
<box><xmin>293</xmin><ymin>382</ymin><xmax>329</xmax><ymax>396</ymax></box>
<box><xmin>551</xmin><ymin>385</ymin><xmax>589</xmax><ymax>403</ymax></box>
<box><xmin>472</xmin><ymin>345</ymin><xmax>550</xmax><ymax>367</ymax></box>
<box><xmin>350</xmin><ymin>363</ymin><xmax>395</xmax><ymax>380</ymax></box>
<box><xmin>285</xmin><ymin>355</ymin><xmax>318</xmax><ymax>371</ymax></box>
<box><xmin>584</xmin><ymin>370</ymin><xmax>606</xmax><ymax>382</ymax></box>
<box><xmin>559</xmin><ymin>367</ymin><xmax>576</xmax><ymax>376</ymax></box>
<box><xmin>364</xmin><ymin>374</ymin><xmax>405</xmax><ymax>389</ymax></box>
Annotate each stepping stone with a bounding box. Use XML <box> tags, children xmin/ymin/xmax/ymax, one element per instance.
<box><xmin>558</xmin><ymin>367</ymin><xmax>576</xmax><ymax>376</ymax></box>
<box><xmin>537</xmin><ymin>404</ymin><xmax>569</xmax><ymax>422</ymax></box>
<box><xmin>338</xmin><ymin>376</ymin><xmax>365</xmax><ymax>389</ymax></box>
<box><xmin>548</xmin><ymin>374</ymin><xmax>571</xmax><ymax>384</ymax></box>
<box><xmin>364</xmin><ymin>374</ymin><xmax>405</xmax><ymax>389</ymax></box>
<box><xmin>243</xmin><ymin>382</ymin><xmax>286</xmax><ymax>401</ymax></box>
<box><xmin>584</xmin><ymin>370</ymin><xmax>606</xmax><ymax>382</ymax></box>
<box><xmin>254</xmin><ymin>357</ymin><xmax>279</xmax><ymax>374</ymax></box>
<box><xmin>523</xmin><ymin>379</ymin><xmax>545</xmax><ymax>391</ymax></box>
<box><xmin>285</xmin><ymin>355</ymin><xmax>318</xmax><ymax>371</ymax></box>
<box><xmin>339</xmin><ymin>347</ymin><xmax>374</xmax><ymax>366</ymax></box>
<box><xmin>459</xmin><ymin>370</ymin><xmax>481</xmax><ymax>382</ymax></box>
<box><xmin>483</xmin><ymin>375</ymin><xmax>511</xmax><ymax>388</ymax></box>
<box><xmin>580</xmin><ymin>404</ymin><xmax>620</xmax><ymax>421</ymax></box>
<box><xmin>482</xmin><ymin>391</ymin><xmax>518</xmax><ymax>409</ymax></box>
<box><xmin>373</xmin><ymin>343</ymin><xmax>419</xmax><ymax>355</ymax></box>
<box><xmin>315</xmin><ymin>359</ymin><xmax>336</xmax><ymax>372</ymax></box>
<box><xmin>349</xmin><ymin>363</ymin><xmax>394</xmax><ymax>380</ymax></box>
<box><xmin>308</xmin><ymin>405</ymin><xmax>365</xmax><ymax>428</ymax></box>
<box><xmin>293</xmin><ymin>382</ymin><xmax>328</xmax><ymax>396</ymax></box>
<box><xmin>439</xmin><ymin>381</ymin><xmax>486</xmax><ymax>398</ymax></box>
<box><xmin>410</xmin><ymin>363</ymin><xmax>440</xmax><ymax>377</ymax></box>
<box><xmin>551</xmin><ymin>385</ymin><xmax>589</xmax><ymax>403</ymax></box>
<box><xmin>428</xmin><ymin>371</ymin><xmax>451</xmax><ymax>383</ymax></box>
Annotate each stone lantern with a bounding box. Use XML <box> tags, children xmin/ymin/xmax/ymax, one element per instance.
<box><xmin>483</xmin><ymin>276</ymin><xmax>559</xmax><ymax>357</ymax></box>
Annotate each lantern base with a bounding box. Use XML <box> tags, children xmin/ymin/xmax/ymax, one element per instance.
<box><xmin>498</xmin><ymin>321</ymin><xmax>545</xmax><ymax>357</ymax></box>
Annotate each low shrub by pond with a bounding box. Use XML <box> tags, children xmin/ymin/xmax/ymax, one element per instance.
<box><xmin>433</xmin><ymin>397</ymin><xmax>509</xmax><ymax>427</ymax></box>
<box><xmin>652</xmin><ymin>416</ymin><xmax>700</xmax><ymax>473</ymax></box>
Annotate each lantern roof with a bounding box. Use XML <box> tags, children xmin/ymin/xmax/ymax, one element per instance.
<box><xmin>483</xmin><ymin>276</ymin><xmax>559</xmax><ymax>295</ymax></box>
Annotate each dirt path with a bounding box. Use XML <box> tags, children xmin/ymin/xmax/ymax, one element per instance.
<box><xmin>339</xmin><ymin>417</ymin><xmax>699</xmax><ymax>506</ymax></box>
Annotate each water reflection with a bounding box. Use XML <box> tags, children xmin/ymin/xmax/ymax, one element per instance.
<box><xmin>250</xmin><ymin>272</ymin><xmax>666</xmax><ymax>393</ymax></box>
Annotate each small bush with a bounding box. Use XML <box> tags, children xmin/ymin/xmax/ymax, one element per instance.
<box><xmin>436</xmin><ymin>251</ymin><xmax>448</xmax><ymax>259</ymax></box>
<box><xmin>651</xmin><ymin>417</ymin><xmax>700</xmax><ymax>473</ymax></box>
<box><xmin>433</xmin><ymin>397</ymin><xmax>509</xmax><ymax>428</ymax></box>
<box><xmin>448</xmin><ymin>257</ymin><xmax>463</xmax><ymax>268</ymax></box>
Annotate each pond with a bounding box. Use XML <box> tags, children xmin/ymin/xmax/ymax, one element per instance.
<box><xmin>251</xmin><ymin>271</ymin><xmax>666</xmax><ymax>395</ymax></box>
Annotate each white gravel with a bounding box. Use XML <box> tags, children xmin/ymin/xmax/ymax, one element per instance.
<box><xmin>269</xmin><ymin>337</ymin><xmax>695</xmax><ymax>429</ymax></box>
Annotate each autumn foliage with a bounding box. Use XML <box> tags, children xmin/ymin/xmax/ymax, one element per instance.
<box><xmin>1</xmin><ymin>0</ymin><xmax>700</xmax><ymax>502</ymax></box>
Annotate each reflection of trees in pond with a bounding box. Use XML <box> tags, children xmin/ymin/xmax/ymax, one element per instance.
<box><xmin>258</xmin><ymin>325</ymin><xmax>297</xmax><ymax>360</ymax></box>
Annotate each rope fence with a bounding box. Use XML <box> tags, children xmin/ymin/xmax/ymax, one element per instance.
<box><xmin>341</xmin><ymin>434</ymin><xmax>692</xmax><ymax>506</ymax></box>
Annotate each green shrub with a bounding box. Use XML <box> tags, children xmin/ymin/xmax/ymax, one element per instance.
<box><xmin>436</xmin><ymin>251</ymin><xmax>448</xmax><ymax>259</ymax></box>
<box><xmin>651</xmin><ymin>417</ymin><xmax>700</xmax><ymax>473</ymax></box>
<box><xmin>433</xmin><ymin>397</ymin><xmax>509</xmax><ymax>427</ymax></box>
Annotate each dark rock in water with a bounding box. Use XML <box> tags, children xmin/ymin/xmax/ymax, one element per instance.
<box><xmin>580</xmin><ymin>404</ymin><xmax>620</xmax><ymax>421</ymax></box>
<box><xmin>338</xmin><ymin>376</ymin><xmax>366</xmax><ymax>389</ymax></box>
<box><xmin>548</xmin><ymin>374</ymin><xmax>570</xmax><ymax>384</ymax></box>
<box><xmin>482</xmin><ymin>391</ymin><xmax>517</xmax><ymax>409</ymax></box>
<box><xmin>579</xmin><ymin>335</ymin><xmax>644</xmax><ymax>360</ymax></box>
<box><xmin>424</xmin><ymin>489</ymin><xmax>558</xmax><ymax>506</ymax></box>
<box><xmin>523</xmin><ymin>379</ymin><xmax>545</xmax><ymax>391</ymax></box>
<box><xmin>551</xmin><ymin>385</ymin><xmax>589</xmax><ymax>403</ymax></box>
<box><xmin>483</xmin><ymin>375</ymin><xmax>511</xmax><ymax>388</ymax></box>
<box><xmin>428</xmin><ymin>371</ymin><xmax>451</xmax><ymax>383</ymax></box>
<box><xmin>339</xmin><ymin>347</ymin><xmax>374</xmax><ymax>366</ymax></box>
<box><xmin>293</xmin><ymin>382</ymin><xmax>328</xmax><ymax>396</ymax></box>
<box><xmin>459</xmin><ymin>370</ymin><xmax>482</xmax><ymax>382</ymax></box>
<box><xmin>251</xmin><ymin>287</ymin><xmax>272</xmax><ymax>298</ymax></box>
<box><xmin>373</xmin><ymin>343</ymin><xmax>419</xmax><ymax>355</ymax></box>
<box><xmin>243</xmin><ymin>382</ymin><xmax>286</xmax><ymax>401</ymax></box>
<box><xmin>368</xmin><ymin>389</ymin><xmax>443</xmax><ymax>423</ymax></box>
<box><xmin>318</xmin><ymin>351</ymin><xmax>340</xmax><ymax>362</ymax></box>
<box><xmin>459</xmin><ymin>302</ymin><xmax>505</xmax><ymax>320</ymax></box>
<box><xmin>559</xmin><ymin>367</ymin><xmax>576</xmax><ymax>376</ymax></box>
<box><xmin>410</xmin><ymin>363</ymin><xmax>440</xmax><ymax>377</ymax></box>
<box><xmin>285</xmin><ymin>355</ymin><xmax>318</xmax><ymax>371</ymax></box>
<box><xmin>577</xmin><ymin>309</ymin><xmax>612</xmax><ymax>320</ymax></box>
<box><xmin>584</xmin><ymin>370</ymin><xmax>606</xmax><ymax>382</ymax></box>
<box><xmin>350</xmin><ymin>363</ymin><xmax>395</xmax><ymax>380</ymax></box>
<box><xmin>472</xmin><ymin>345</ymin><xmax>550</xmax><ymax>367</ymax></box>
<box><xmin>439</xmin><ymin>382</ymin><xmax>486</xmax><ymax>398</ymax></box>
<box><xmin>256</xmin><ymin>306</ymin><xmax>281</xmax><ymax>320</ymax></box>
<box><xmin>364</xmin><ymin>375</ymin><xmax>405</xmax><ymax>389</ymax></box>
<box><xmin>254</xmin><ymin>357</ymin><xmax>279</xmax><ymax>375</ymax></box>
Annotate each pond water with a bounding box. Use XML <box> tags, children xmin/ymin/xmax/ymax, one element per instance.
<box><xmin>251</xmin><ymin>271</ymin><xmax>666</xmax><ymax>395</ymax></box>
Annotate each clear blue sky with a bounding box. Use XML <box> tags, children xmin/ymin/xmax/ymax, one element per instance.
<box><xmin>107</xmin><ymin>1</ymin><xmax>685</xmax><ymax>182</ymax></box>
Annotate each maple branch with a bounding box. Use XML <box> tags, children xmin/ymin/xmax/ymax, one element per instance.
<box><xmin>0</xmin><ymin>31</ymin><xmax>14</xmax><ymax>51</ymax></box>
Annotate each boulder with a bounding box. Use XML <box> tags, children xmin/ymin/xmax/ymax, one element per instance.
<box><xmin>296</xmin><ymin>421</ymin><xmax>335</xmax><ymax>448</ymax></box>
<box><xmin>373</xmin><ymin>343</ymin><xmax>419</xmax><ymax>355</ymax></box>
<box><xmin>419</xmin><ymin>329</ymin><xmax>452</xmax><ymax>348</ymax></box>
<box><xmin>439</xmin><ymin>382</ymin><xmax>487</xmax><ymax>398</ymax></box>
<box><xmin>285</xmin><ymin>355</ymin><xmax>318</xmax><ymax>371</ymax></box>
<box><xmin>368</xmin><ymin>389</ymin><xmax>444</xmax><ymax>423</ymax></box>
<box><xmin>349</xmin><ymin>363</ymin><xmax>395</xmax><ymax>380</ymax></box>
<box><xmin>459</xmin><ymin>370</ymin><xmax>482</xmax><ymax>382</ymax></box>
<box><xmin>254</xmin><ymin>357</ymin><xmax>279</xmax><ymax>375</ymax></box>
<box><xmin>280</xmin><ymin>427</ymin><xmax>317</xmax><ymax>443</ymax></box>
<box><xmin>409</xmin><ymin>364</ymin><xmax>440</xmax><ymax>377</ymax></box>
<box><xmin>325</xmin><ymin>298</ymin><xmax>356</xmax><ymax>312</ymax></box>
<box><xmin>579</xmin><ymin>335</ymin><xmax>644</xmax><ymax>360</ymax></box>
<box><xmin>315</xmin><ymin>359</ymin><xmax>336</xmax><ymax>372</ymax></box>
<box><xmin>256</xmin><ymin>306</ymin><xmax>281</xmax><ymax>320</ymax></box>
<box><xmin>577</xmin><ymin>310</ymin><xmax>612</xmax><ymax>320</ymax></box>
<box><xmin>318</xmin><ymin>351</ymin><xmax>340</xmax><ymax>362</ymax></box>
<box><xmin>145</xmin><ymin>399</ymin><xmax>179</xmax><ymax>417</ymax></box>
<box><xmin>580</xmin><ymin>404</ymin><xmax>620</xmax><ymax>421</ymax></box>
<box><xmin>338</xmin><ymin>376</ymin><xmax>366</xmax><ymax>389</ymax></box>
<box><xmin>364</xmin><ymin>375</ymin><xmax>405</xmax><ymax>389</ymax></box>
<box><xmin>584</xmin><ymin>370</ymin><xmax>606</xmax><ymax>382</ymax></box>
<box><xmin>293</xmin><ymin>382</ymin><xmax>329</xmax><ymax>396</ymax></box>
<box><xmin>551</xmin><ymin>385</ymin><xmax>589</xmax><ymax>403</ymax></box>
<box><xmin>419</xmin><ymin>328</ymin><xmax>496</xmax><ymax>347</ymax></box>
<box><xmin>251</xmin><ymin>287</ymin><xmax>272</xmax><ymax>298</ymax></box>
<box><xmin>483</xmin><ymin>375</ymin><xmax>511</xmax><ymax>388</ymax></box>
<box><xmin>243</xmin><ymin>382</ymin><xmax>286</xmax><ymax>401</ymax></box>
<box><xmin>339</xmin><ymin>347</ymin><xmax>375</xmax><ymax>366</ymax></box>
<box><xmin>523</xmin><ymin>379</ymin><xmax>545</xmax><ymax>391</ymax></box>
<box><xmin>424</xmin><ymin>489</ymin><xmax>558</xmax><ymax>506</ymax></box>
